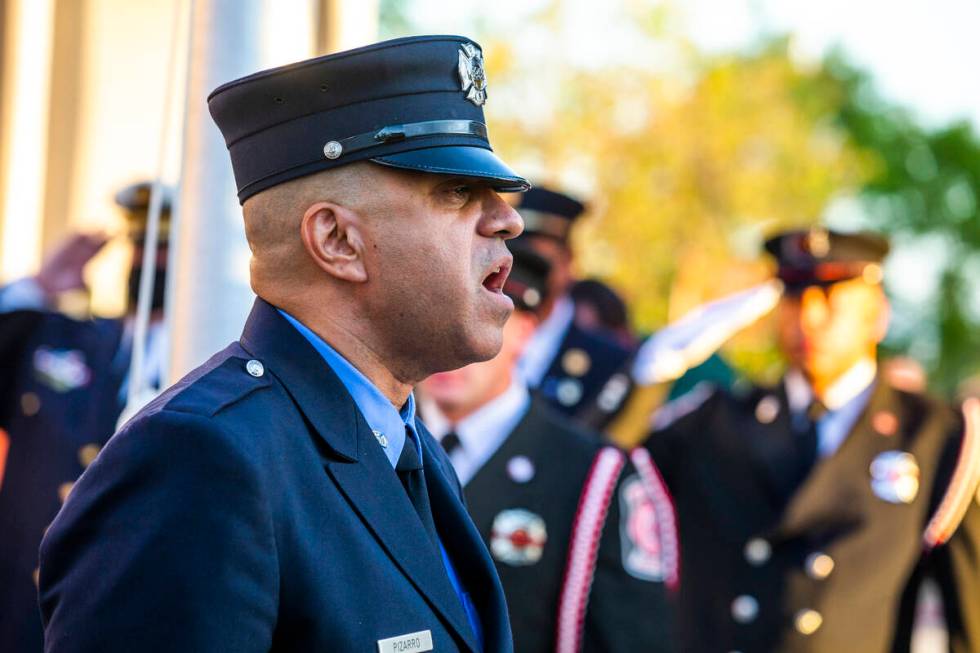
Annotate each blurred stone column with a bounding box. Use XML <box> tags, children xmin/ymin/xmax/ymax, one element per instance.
<box><xmin>166</xmin><ymin>0</ymin><xmax>315</xmax><ymax>381</ymax></box>
<box><xmin>0</xmin><ymin>0</ymin><xmax>55</xmax><ymax>281</ymax></box>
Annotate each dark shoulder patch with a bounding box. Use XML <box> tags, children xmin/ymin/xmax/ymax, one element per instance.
<box><xmin>158</xmin><ymin>352</ymin><xmax>273</xmax><ymax>418</ymax></box>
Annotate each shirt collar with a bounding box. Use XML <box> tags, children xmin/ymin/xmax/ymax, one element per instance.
<box><xmin>785</xmin><ymin>357</ymin><xmax>878</xmax><ymax>413</ymax></box>
<box><xmin>517</xmin><ymin>294</ymin><xmax>574</xmax><ymax>386</ymax></box>
<box><xmin>278</xmin><ymin>309</ymin><xmax>416</xmax><ymax>468</ymax></box>
<box><xmin>420</xmin><ymin>378</ymin><xmax>530</xmax><ymax>485</ymax></box>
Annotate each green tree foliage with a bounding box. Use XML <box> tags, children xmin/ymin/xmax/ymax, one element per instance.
<box><xmin>823</xmin><ymin>55</ymin><xmax>980</xmax><ymax>393</ymax></box>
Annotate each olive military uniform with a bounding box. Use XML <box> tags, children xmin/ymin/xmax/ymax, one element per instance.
<box><xmin>643</xmin><ymin>378</ymin><xmax>980</xmax><ymax>652</ymax></box>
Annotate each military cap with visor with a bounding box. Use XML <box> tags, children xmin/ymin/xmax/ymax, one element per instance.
<box><xmin>207</xmin><ymin>35</ymin><xmax>529</xmax><ymax>204</ymax></box>
<box><xmin>514</xmin><ymin>186</ymin><xmax>586</xmax><ymax>243</ymax></box>
<box><xmin>765</xmin><ymin>227</ymin><xmax>890</xmax><ymax>291</ymax></box>
<box><xmin>503</xmin><ymin>241</ymin><xmax>552</xmax><ymax>315</ymax></box>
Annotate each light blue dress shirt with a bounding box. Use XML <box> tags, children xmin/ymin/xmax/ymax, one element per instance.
<box><xmin>278</xmin><ymin>309</ymin><xmax>483</xmax><ymax>649</ymax></box>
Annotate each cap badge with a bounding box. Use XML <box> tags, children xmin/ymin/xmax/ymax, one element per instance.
<box><xmin>457</xmin><ymin>42</ymin><xmax>487</xmax><ymax>107</ymax></box>
<box><xmin>870</xmin><ymin>450</ymin><xmax>919</xmax><ymax>504</ymax></box>
<box><xmin>805</xmin><ymin>228</ymin><xmax>831</xmax><ymax>258</ymax></box>
<box><xmin>490</xmin><ymin>509</ymin><xmax>547</xmax><ymax>566</ymax></box>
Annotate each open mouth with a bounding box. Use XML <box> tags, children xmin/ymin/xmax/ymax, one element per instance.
<box><xmin>482</xmin><ymin>258</ymin><xmax>512</xmax><ymax>294</ymax></box>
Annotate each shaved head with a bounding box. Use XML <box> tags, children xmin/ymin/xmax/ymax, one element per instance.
<box><xmin>242</xmin><ymin>162</ymin><xmax>373</xmax><ymax>301</ymax></box>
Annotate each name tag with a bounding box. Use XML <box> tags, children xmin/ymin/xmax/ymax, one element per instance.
<box><xmin>377</xmin><ymin>630</ymin><xmax>433</xmax><ymax>653</ymax></box>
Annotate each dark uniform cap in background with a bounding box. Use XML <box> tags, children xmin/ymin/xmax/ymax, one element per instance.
<box><xmin>114</xmin><ymin>181</ymin><xmax>173</xmax><ymax>239</ymax></box>
<box><xmin>207</xmin><ymin>35</ymin><xmax>530</xmax><ymax>204</ymax></box>
<box><xmin>514</xmin><ymin>186</ymin><xmax>586</xmax><ymax>242</ymax></box>
<box><xmin>764</xmin><ymin>227</ymin><xmax>890</xmax><ymax>291</ymax></box>
<box><xmin>503</xmin><ymin>241</ymin><xmax>552</xmax><ymax>315</ymax></box>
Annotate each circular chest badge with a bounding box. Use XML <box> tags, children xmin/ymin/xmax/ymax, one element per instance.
<box><xmin>490</xmin><ymin>509</ymin><xmax>547</xmax><ymax>566</ymax></box>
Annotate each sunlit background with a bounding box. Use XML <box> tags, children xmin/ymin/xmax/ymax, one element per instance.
<box><xmin>0</xmin><ymin>0</ymin><xmax>977</xmax><ymax>394</ymax></box>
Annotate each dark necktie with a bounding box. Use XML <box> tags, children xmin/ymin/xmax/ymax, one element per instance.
<box><xmin>791</xmin><ymin>399</ymin><xmax>824</xmax><ymax>487</ymax></box>
<box><xmin>441</xmin><ymin>430</ymin><xmax>462</xmax><ymax>456</ymax></box>
<box><xmin>397</xmin><ymin>428</ymin><xmax>440</xmax><ymax>548</ymax></box>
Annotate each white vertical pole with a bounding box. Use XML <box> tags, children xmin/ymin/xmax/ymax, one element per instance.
<box><xmin>165</xmin><ymin>0</ymin><xmax>315</xmax><ymax>382</ymax></box>
<box><xmin>0</xmin><ymin>0</ymin><xmax>55</xmax><ymax>281</ymax></box>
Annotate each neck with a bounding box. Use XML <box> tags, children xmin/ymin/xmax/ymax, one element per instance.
<box><xmin>439</xmin><ymin>373</ymin><xmax>514</xmax><ymax>424</ymax></box>
<box><xmin>808</xmin><ymin>356</ymin><xmax>877</xmax><ymax>409</ymax></box>
<box><xmin>287</xmin><ymin>303</ymin><xmax>415</xmax><ymax>407</ymax></box>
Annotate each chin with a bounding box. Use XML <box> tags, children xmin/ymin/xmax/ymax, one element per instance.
<box><xmin>457</xmin><ymin>326</ymin><xmax>504</xmax><ymax>368</ymax></box>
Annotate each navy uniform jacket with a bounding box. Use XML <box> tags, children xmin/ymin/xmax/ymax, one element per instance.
<box><xmin>465</xmin><ymin>397</ymin><xmax>677</xmax><ymax>653</ymax></box>
<box><xmin>0</xmin><ymin>310</ymin><xmax>126</xmax><ymax>652</ymax></box>
<box><xmin>643</xmin><ymin>379</ymin><xmax>980</xmax><ymax>653</ymax></box>
<box><xmin>39</xmin><ymin>298</ymin><xmax>511</xmax><ymax>653</ymax></box>
<box><xmin>535</xmin><ymin>323</ymin><xmax>632</xmax><ymax>422</ymax></box>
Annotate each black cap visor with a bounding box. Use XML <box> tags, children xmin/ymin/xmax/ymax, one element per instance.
<box><xmin>372</xmin><ymin>146</ymin><xmax>530</xmax><ymax>193</ymax></box>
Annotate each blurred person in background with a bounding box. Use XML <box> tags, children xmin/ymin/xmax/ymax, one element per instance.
<box><xmin>639</xmin><ymin>227</ymin><xmax>980</xmax><ymax>652</ymax></box>
<box><xmin>420</xmin><ymin>242</ymin><xmax>677</xmax><ymax>653</ymax></box>
<box><xmin>0</xmin><ymin>182</ymin><xmax>170</xmax><ymax>652</ymax></box>
<box><xmin>569</xmin><ymin>278</ymin><xmax>636</xmax><ymax>349</ymax></box>
<box><xmin>513</xmin><ymin>187</ymin><xmax>633</xmax><ymax>422</ymax></box>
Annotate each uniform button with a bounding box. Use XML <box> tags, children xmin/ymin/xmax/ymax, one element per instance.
<box><xmin>21</xmin><ymin>392</ymin><xmax>41</xmax><ymax>416</ymax></box>
<box><xmin>755</xmin><ymin>395</ymin><xmax>780</xmax><ymax>423</ymax></box>
<box><xmin>245</xmin><ymin>359</ymin><xmax>265</xmax><ymax>377</ymax></box>
<box><xmin>561</xmin><ymin>348</ymin><xmax>591</xmax><ymax>377</ymax></box>
<box><xmin>78</xmin><ymin>444</ymin><xmax>101</xmax><ymax>468</ymax></box>
<box><xmin>555</xmin><ymin>378</ymin><xmax>583</xmax><ymax>407</ymax></box>
<box><xmin>744</xmin><ymin>538</ymin><xmax>772</xmax><ymax>566</ymax></box>
<box><xmin>795</xmin><ymin>609</ymin><xmax>823</xmax><ymax>635</ymax></box>
<box><xmin>805</xmin><ymin>552</ymin><xmax>835</xmax><ymax>580</ymax></box>
<box><xmin>507</xmin><ymin>455</ymin><xmax>535</xmax><ymax>483</ymax></box>
<box><xmin>731</xmin><ymin>595</ymin><xmax>759</xmax><ymax>624</ymax></box>
<box><xmin>58</xmin><ymin>482</ymin><xmax>74</xmax><ymax>503</ymax></box>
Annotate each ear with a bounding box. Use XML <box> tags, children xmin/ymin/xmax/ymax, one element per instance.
<box><xmin>300</xmin><ymin>201</ymin><xmax>368</xmax><ymax>283</ymax></box>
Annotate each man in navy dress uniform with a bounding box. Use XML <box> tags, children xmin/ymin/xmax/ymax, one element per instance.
<box><xmin>512</xmin><ymin>187</ymin><xmax>633</xmax><ymax>421</ymax></box>
<box><xmin>642</xmin><ymin>228</ymin><xmax>980</xmax><ymax>652</ymax></box>
<box><xmin>0</xmin><ymin>182</ymin><xmax>170</xmax><ymax>653</ymax></box>
<box><xmin>39</xmin><ymin>36</ymin><xmax>527</xmax><ymax>652</ymax></box>
<box><xmin>420</xmin><ymin>244</ymin><xmax>678</xmax><ymax>652</ymax></box>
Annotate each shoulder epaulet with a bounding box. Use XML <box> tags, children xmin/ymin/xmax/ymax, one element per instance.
<box><xmin>556</xmin><ymin>446</ymin><xmax>624</xmax><ymax>653</ymax></box>
<box><xmin>162</xmin><ymin>354</ymin><xmax>273</xmax><ymax>419</ymax></box>
<box><xmin>649</xmin><ymin>381</ymin><xmax>715</xmax><ymax>431</ymax></box>
<box><xmin>923</xmin><ymin>398</ymin><xmax>980</xmax><ymax>550</ymax></box>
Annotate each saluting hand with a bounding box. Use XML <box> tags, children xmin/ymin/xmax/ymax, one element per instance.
<box><xmin>35</xmin><ymin>231</ymin><xmax>110</xmax><ymax>296</ymax></box>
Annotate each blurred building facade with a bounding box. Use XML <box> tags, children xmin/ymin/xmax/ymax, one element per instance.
<box><xmin>0</xmin><ymin>0</ymin><xmax>377</xmax><ymax>376</ymax></box>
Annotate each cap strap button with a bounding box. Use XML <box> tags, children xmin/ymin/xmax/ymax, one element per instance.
<box><xmin>323</xmin><ymin>141</ymin><xmax>343</xmax><ymax>160</ymax></box>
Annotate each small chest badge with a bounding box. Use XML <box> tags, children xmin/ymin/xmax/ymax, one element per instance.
<box><xmin>490</xmin><ymin>508</ymin><xmax>547</xmax><ymax>566</ymax></box>
<box><xmin>619</xmin><ymin>474</ymin><xmax>665</xmax><ymax>581</ymax></box>
<box><xmin>33</xmin><ymin>347</ymin><xmax>92</xmax><ymax>393</ymax></box>
<box><xmin>457</xmin><ymin>42</ymin><xmax>487</xmax><ymax>107</ymax></box>
<box><xmin>870</xmin><ymin>450</ymin><xmax>920</xmax><ymax>504</ymax></box>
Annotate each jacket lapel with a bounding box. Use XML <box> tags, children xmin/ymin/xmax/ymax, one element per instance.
<box><xmin>239</xmin><ymin>298</ymin><xmax>479</xmax><ymax>651</ymax></box>
<box><xmin>419</xmin><ymin>422</ymin><xmax>512</xmax><ymax>653</ymax></box>
<box><xmin>774</xmin><ymin>380</ymin><xmax>897</xmax><ymax>539</ymax></box>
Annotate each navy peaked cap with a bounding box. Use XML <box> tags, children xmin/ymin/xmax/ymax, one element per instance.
<box><xmin>208</xmin><ymin>35</ymin><xmax>530</xmax><ymax>204</ymax></box>
<box><xmin>514</xmin><ymin>186</ymin><xmax>586</xmax><ymax>241</ymax></box>
<box><xmin>504</xmin><ymin>240</ymin><xmax>552</xmax><ymax>314</ymax></box>
<box><xmin>765</xmin><ymin>227</ymin><xmax>890</xmax><ymax>289</ymax></box>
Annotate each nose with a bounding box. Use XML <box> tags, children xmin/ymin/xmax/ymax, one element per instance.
<box><xmin>800</xmin><ymin>286</ymin><xmax>830</xmax><ymax>331</ymax></box>
<box><xmin>479</xmin><ymin>190</ymin><xmax>524</xmax><ymax>240</ymax></box>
